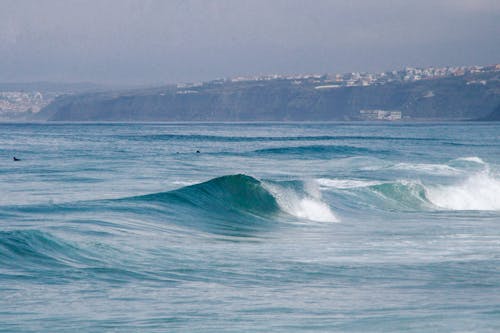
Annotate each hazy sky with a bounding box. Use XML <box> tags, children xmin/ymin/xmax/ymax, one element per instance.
<box><xmin>1</xmin><ymin>0</ymin><xmax>499</xmax><ymax>85</ymax></box>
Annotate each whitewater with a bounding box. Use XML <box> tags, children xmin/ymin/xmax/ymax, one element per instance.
<box><xmin>1</xmin><ymin>122</ymin><xmax>500</xmax><ymax>332</ymax></box>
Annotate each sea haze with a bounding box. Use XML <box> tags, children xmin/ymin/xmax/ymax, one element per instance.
<box><xmin>1</xmin><ymin>122</ymin><xmax>500</xmax><ymax>332</ymax></box>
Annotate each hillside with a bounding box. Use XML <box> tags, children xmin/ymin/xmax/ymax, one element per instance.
<box><xmin>38</xmin><ymin>69</ymin><xmax>500</xmax><ymax>122</ymax></box>
<box><xmin>481</xmin><ymin>104</ymin><xmax>500</xmax><ymax>121</ymax></box>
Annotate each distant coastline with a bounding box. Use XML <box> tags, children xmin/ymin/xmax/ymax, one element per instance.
<box><xmin>2</xmin><ymin>63</ymin><xmax>499</xmax><ymax>122</ymax></box>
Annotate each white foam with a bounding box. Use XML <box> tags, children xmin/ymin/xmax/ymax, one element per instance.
<box><xmin>391</xmin><ymin>163</ymin><xmax>460</xmax><ymax>175</ymax></box>
<box><xmin>263</xmin><ymin>182</ymin><xmax>339</xmax><ymax>222</ymax></box>
<box><xmin>455</xmin><ymin>156</ymin><xmax>486</xmax><ymax>164</ymax></box>
<box><xmin>316</xmin><ymin>178</ymin><xmax>382</xmax><ymax>189</ymax></box>
<box><xmin>172</xmin><ymin>180</ymin><xmax>196</xmax><ymax>186</ymax></box>
<box><xmin>289</xmin><ymin>197</ymin><xmax>338</xmax><ymax>222</ymax></box>
<box><xmin>426</xmin><ymin>172</ymin><xmax>500</xmax><ymax>211</ymax></box>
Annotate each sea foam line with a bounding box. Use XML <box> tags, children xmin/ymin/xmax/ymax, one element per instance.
<box><xmin>316</xmin><ymin>178</ymin><xmax>382</xmax><ymax>189</ymax></box>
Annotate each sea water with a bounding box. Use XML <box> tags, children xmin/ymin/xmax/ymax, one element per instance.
<box><xmin>1</xmin><ymin>122</ymin><xmax>499</xmax><ymax>332</ymax></box>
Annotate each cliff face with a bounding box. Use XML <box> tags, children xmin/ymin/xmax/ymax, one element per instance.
<box><xmin>38</xmin><ymin>72</ymin><xmax>500</xmax><ymax>121</ymax></box>
<box><xmin>481</xmin><ymin>104</ymin><xmax>500</xmax><ymax>121</ymax></box>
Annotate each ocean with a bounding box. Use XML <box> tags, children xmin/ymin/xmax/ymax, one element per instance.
<box><xmin>1</xmin><ymin>122</ymin><xmax>500</xmax><ymax>332</ymax></box>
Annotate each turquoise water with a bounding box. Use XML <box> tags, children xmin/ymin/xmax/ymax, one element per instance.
<box><xmin>1</xmin><ymin>122</ymin><xmax>500</xmax><ymax>332</ymax></box>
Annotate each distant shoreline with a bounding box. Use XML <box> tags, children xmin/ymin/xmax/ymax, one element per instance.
<box><xmin>2</xmin><ymin>63</ymin><xmax>499</xmax><ymax>122</ymax></box>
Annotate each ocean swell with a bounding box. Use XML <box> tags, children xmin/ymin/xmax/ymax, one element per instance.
<box><xmin>252</xmin><ymin>145</ymin><xmax>382</xmax><ymax>158</ymax></box>
<box><xmin>0</xmin><ymin>230</ymin><xmax>93</xmax><ymax>271</ymax></box>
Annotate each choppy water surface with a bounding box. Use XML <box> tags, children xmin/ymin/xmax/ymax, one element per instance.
<box><xmin>1</xmin><ymin>122</ymin><xmax>500</xmax><ymax>332</ymax></box>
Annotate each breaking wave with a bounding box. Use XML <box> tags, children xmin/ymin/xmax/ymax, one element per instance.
<box><xmin>136</xmin><ymin>174</ymin><xmax>280</xmax><ymax>217</ymax></box>
<box><xmin>132</xmin><ymin>174</ymin><xmax>339</xmax><ymax>230</ymax></box>
<box><xmin>130</xmin><ymin>161</ymin><xmax>499</xmax><ymax>231</ymax></box>
<box><xmin>317</xmin><ymin>157</ymin><xmax>500</xmax><ymax>212</ymax></box>
<box><xmin>425</xmin><ymin>172</ymin><xmax>500</xmax><ymax>210</ymax></box>
<box><xmin>263</xmin><ymin>180</ymin><xmax>338</xmax><ymax>222</ymax></box>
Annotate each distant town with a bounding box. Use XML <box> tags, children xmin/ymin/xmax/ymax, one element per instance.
<box><xmin>1</xmin><ymin>63</ymin><xmax>499</xmax><ymax>120</ymax></box>
<box><xmin>178</xmin><ymin>63</ymin><xmax>500</xmax><ymax>91</ymax></box>
<box><xmin>0</xmin><ymin>91</ymin><xmax>49</xmax><ymax>115</ymax></box>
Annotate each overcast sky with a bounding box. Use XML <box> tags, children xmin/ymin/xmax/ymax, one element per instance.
<box><xmin>1</xmin><ymin>0</ymin><xmax>499</xmax><ymax>85</ymax></box>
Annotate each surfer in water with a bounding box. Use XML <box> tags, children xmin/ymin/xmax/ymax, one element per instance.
<box><xmin>13</xmin><ymin>157</ymin><xmax>21</xmax><ymax>161</ymax></box>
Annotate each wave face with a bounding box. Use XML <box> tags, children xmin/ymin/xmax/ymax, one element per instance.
<box><xmin>0</xmin><ymin>230</ymin><xmax>74</xmax><ymax>268</ymax></box>
<box><xmin>121</xmin><ymin>174</ymin><xmax>281</xmax><ymax>236</ymax></box>
<box><xmin>140</xmin><ymin>174</ymin><xmax>280</xmax><ymax>216</ymax></box>
<box><xmin>2</xmin><ymin>123</ymin><xmax>500</xmax><ymax>332</ymax></box>
<box><xmin>129</xmin><ymin>174</ymin><xmax>338</xmax><ymax>233</ymax></box>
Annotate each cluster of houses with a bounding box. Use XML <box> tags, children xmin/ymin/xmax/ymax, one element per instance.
<box><xmin>184</xmin><ymin>63</ymin><xmax>500</xmax><ymax>90</ymax></box>
<box><xmin>359</xmin><ymin>110</ymin><xmax>403</xmax><ymax>121</ymax></box>
<box><xmin>0</xmin><ymin>91</ymin><xmax>48</xmax><ymax>114</ymax></box>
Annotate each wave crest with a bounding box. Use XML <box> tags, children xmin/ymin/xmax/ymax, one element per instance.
<box><xmin>140</xmin><ymin>174</ymin><xmax>280</xmax><ymax>217</ymax></box>
<box><xmin>135</xmin><ymin>174</ymin><xmax>338</xmax><ymax>225</ymax></box>
<box><xmin>426</xmin><ymin>172</ymin><xmax>500</xmax><ymax>211</ymax></box>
